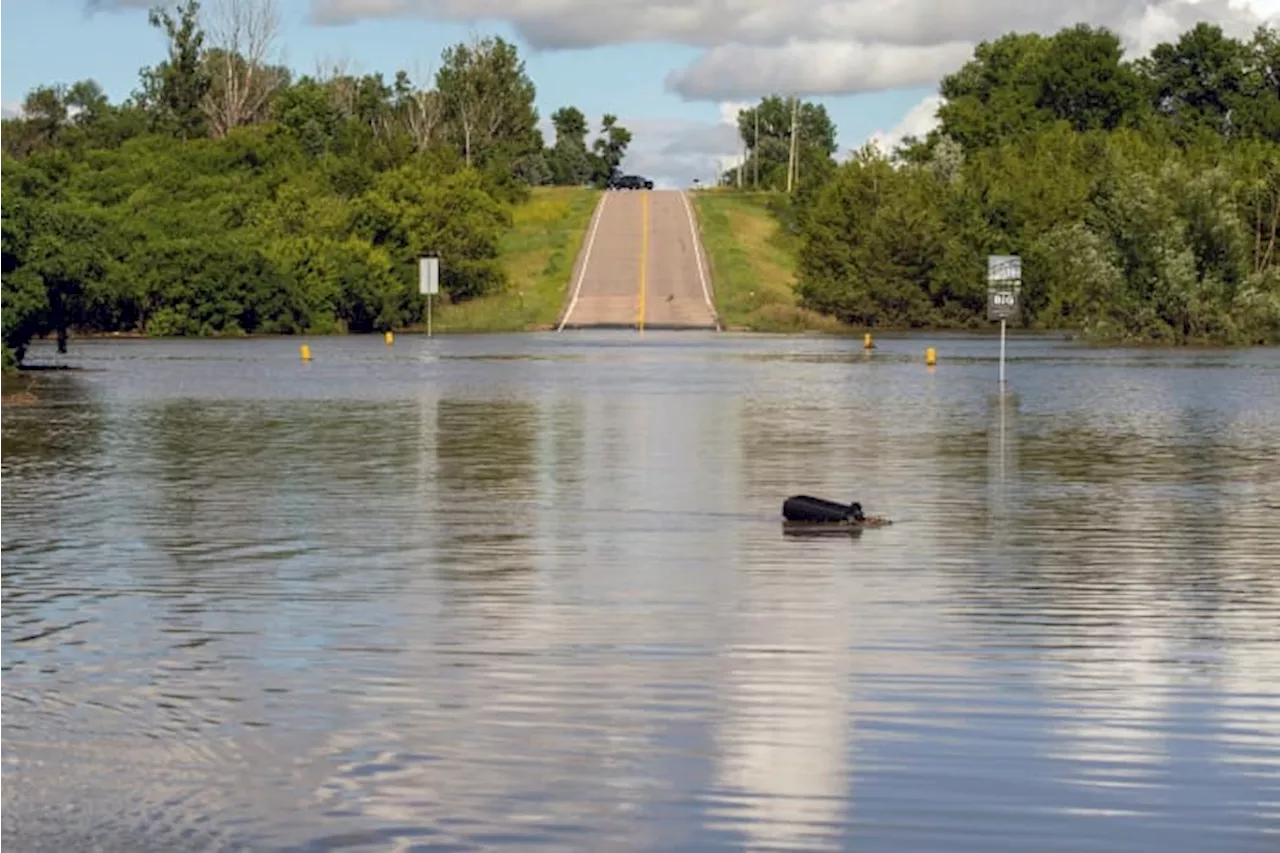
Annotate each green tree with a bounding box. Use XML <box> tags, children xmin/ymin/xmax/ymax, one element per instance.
<box><xmin>2</xmin><ymin>195</ymin><xmax>52</xmax><ymax>364</ymax></box>
<box><xmin>795</xmin><ymin>148</ymin><xmax>955</xmax><ymax>326</ymax></box>
<box><xmin>732</xmin><ymin>96</ymin><xmax>838</xmax><ymax>192</ymax></box>
<box><xmin>436</xmin><ymin>35</ymin><xmax>541</xmax><ymax>172</ymax></box>
<box><xmin>20</xmin><ymin>86</ymin><xmax>71</xmax><ymax>150</ymax></box>
<box><xmin>547</xmin><ymin>105</ymin><xmax>593</xmax><ymax>185</ymax></box>
<box><xmin>936</xmin><ymin>32</ymin><xmax>1051</xmax><ymax>151</ymax></box>
<box><xmin>145</xmin><ymin>0</ymin><xmax>211</xmax><ymax>140</ymax></box>
<box><xmin>348</xmin><ymin>161</ymin><xmax>511</xmax><ymax>308</ymax></box>
<box><xmin>1138</xmin><ymin>22</ymin><xmax>1248</xmax><ymax>142</ymax></box>
<box><xmin>1035</xmin><ymin>24</ymin><xmax>1145</xmax><ymax>132</ymax></box>
<box><xmin>589</xmin><ymin>113</ymin><xmax>633</xmax><ymax>185</ymax></box>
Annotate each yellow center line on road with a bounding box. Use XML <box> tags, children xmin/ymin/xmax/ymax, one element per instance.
<box><xmin>638</xmin><ymin>190</ymin><xmax>649</xmax><ymax>336</ymax></box>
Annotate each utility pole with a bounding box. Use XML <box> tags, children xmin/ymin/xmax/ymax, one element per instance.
<box><xmin>753</xmin><ymin>106</ymin><xmax>759</xmax><ymax>189</ymax></box>
<box><xmin>788</xmin><ymin>100</ymin><xmax>798</xmax><ymax>188</ymax></box>
<box><xmin>786</xmin><ymin>96</ymin><xmax>799</xmax><ymax>194</ymax></box>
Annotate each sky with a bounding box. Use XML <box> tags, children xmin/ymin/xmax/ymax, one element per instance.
<box><xmin>3</xmin><ymin>0</ymin><xmax>1280</xmax><ymax>188</ymax></box>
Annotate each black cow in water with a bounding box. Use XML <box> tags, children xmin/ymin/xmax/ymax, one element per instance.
<box><xmin>782</xmin><ymin>495</ymin><xmax>866</xmax><ymax>523</ymax></box>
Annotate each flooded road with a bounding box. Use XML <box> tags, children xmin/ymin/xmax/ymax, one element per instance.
<box><xmin>3</xmin><ymin>332</ymin><xmax>1279</xmax><ymax>852</ymax></box>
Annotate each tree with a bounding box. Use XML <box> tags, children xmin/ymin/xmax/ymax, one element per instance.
<box><xmin>3</xmin><ymin>19</ymin><xmax>654</xmax><ymax>365</ymax></box>
<box><xmin>551</xmin><ymin>106</ymin><xmax>588</xmax><ymax>144</ymax></box>
<box><xmin>547</xmin><ymin>106</ymin><xmax>593</xmax><ymax>185</ymax></box>
<box><xmin>347</xmin><ymin>162</ymin><xmax>511</xmax><ymax>306</ymax></box>
<box><xmin>199</xmin><ymin>0</ymin><xmax>288</xmax><ymax>138</ymax></box>
<box><xmin>271</xmin><ymin>76</ymin><xmax>343</xmax><ymax>156</ymax></box>
<box><xmin>65</xmin><ymin>81</ymin><xmax>112</xmax><ymax>128</ymax></box>
<box><xmin>1034</xmin><ymin>24</ymin><xmax>1145</xmax><ymax>132</ymax></box>
<box><xmin>936</xmin><ymin>32</ymin><xmax>1051</xmax><ymax>152</ymax></box>
<box><xmin>732</xmin><ymin>96</ymin><xmax>838</xmax><ymax>192</ymax></box>
<box><xmin>590</xmin><ymin>113</ymin><xmax>631</xmax><ymax>184</ymax></box>
<box><xmin>392</xmin><ymin>70</ymin><xmax>443</xmax><ymax>152</ymax></box>
<box><xmin>17</xmin><ymin>86</ymin><xmax>69</xmax><ymax>150</ymax></box>
<box><xmin>146</xmin><ymin>0</ymin><xmax>211</xmax><ymax>140</ymax></box>
<box><xmin>435</xmin><ymin>35</ymin><xmax>540</xmax><ymax>171</ymax></box>
<box><xmin>795</xmin><ymin>148</ymin><xmax>955</xmax><ymax>327</ymax></box>
<box><xmin>2</xmin><ymin>194</ymin><xmax>52</xmax><ymax>364</ymax></box>
<box><xmin>1138</xmin><ymin>22</ymin><xmax>1248</xmax><ymax>140</ymax></box>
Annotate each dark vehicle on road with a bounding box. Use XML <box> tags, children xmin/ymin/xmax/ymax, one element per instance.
<box><xmin>607</xmin><ymin>173</ymin><xmax>654</xmax><ymax>190</ymax></box>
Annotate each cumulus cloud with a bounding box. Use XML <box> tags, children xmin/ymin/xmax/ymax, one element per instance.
<box><xmin>534</xmin><ymin>108</ymin><xmax>740</xmax><ymax>188</ymax></box>
<box><xmin>75</xmin><ymin>1</ymin><xmax>1280</xmax><ymax>184</ymax></box>
<box><xmin>717</xmin><ymin>101</ymin><xmax>753</xmax><ymax>126</ymax></box>
<box><xmin>864</xmin><ymin>94</ymin><xmax>944</xmax><ymax>156</ymax></box>
<box><xmin>82</xmin><ymin>2</ymin><xmax>1280</xmax><ymax>100</ymax></box>
<box><xmin>617</xmin><ymin>111</ymin><xmax>742</xmax><ymax>189</ymax></box>
<box><xmin>667</xmin><ymin>39</ymin><xmax>973</xmax><ymax>99</ymax></box>
<box><xmin>309</xmin><ymin>1</ymin><xmax>1273</xmax><ymax>48</ymax></box>
<box><xmin>308</xmin><ymin>1</ymin><xmax>1280</xmax><ymax>99</ymax></box>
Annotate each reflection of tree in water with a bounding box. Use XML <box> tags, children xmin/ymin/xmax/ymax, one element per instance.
<box><xmin>124</xmin><ymin>399</ymin><xmax>434</xmax><ymax>665</ymax></box>
<box><xmin>2</xmin><ymin>374</ymin><xmax>107</xmax><ymax>615</ymax></box>
<box><xmin>133</xmin><ymin>399</ymin><xmax>421</xmax><ymax>574</ymax></box>
<box><xmin>1004</xmin><ymin>412</ymin><xmax>1268</xmax><ymax>615</ymax></box>
<box><xmin>536</xmin><ymin>398</ymin><xmax>587</xmax><ymax>571</ymax></box>
<box><xmin>1</xmin><ymin>374</ymin><xmax>104</xmax><ymax>480</ymax></box>
<box><xmin>940</xmin><ymin>398</ymin><xmax>1278</xmax><ymax>619</ymax></box>
<box><xmin>2</xmin><ymin>375</ymin><xmax>108</xmax><ymax>727</ymax></box>
<box><xmin>430</xmin><ymin>398</ymin><xmax>541</xmax><ymax>642</ymax></box>
<box><xmin>124</xmin><ymin>399</ymin><xmax>457</xmax><ymax>712</ymax></box>
<box><xmin>929</xmin><ymin>398</ymin><xmax>1280</xmax><ymax>811</ymax></box>
<box><xmin>13</xmin><ymin>395</ymin><xmax>521</xmax><ymax>753</ymax></box>
<box><xmin>435</xmin><ymin>398</ymin><xmax>539</xmax><ymax>493</ymax></box>
<box><xmin>737</xmin><ymin>392</ymin><xmax>899</xmax><ymax>510</ymax></box>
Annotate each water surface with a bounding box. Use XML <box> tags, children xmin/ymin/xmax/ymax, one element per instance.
<box><xmin>4</xmin><ymin>332</ymin><xmax>1279</xmax><ymax>852</ymax></box>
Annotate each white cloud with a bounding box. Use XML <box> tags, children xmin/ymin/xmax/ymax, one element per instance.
<box><xmin>865</xmin><ymin>94</ymin><xmax>944</xmax><ymax>155</ymax></box>
<box><xmin>307</xmin><ymin>1</ymin><xmax>1280</xmax><ymax>99</ymax></box>
<box><xmin>1</xmin><ymin>102</ymin><xmax>24</xmax><ymax>120</ymax></box>
<box><xmin>79</xmin><ymin>1</ymin><xmax>1280</xmax><ymax>188</ymax></box>
<box><xmin>617</xmin><ymin>114</ymin><xmax>741</xmax><ymax>188</ymax></box>
<box><xmin>667</xmin><ymin>39</ymin><xmax>974</xmax><ymax>99</ymax></box>
<box><xmin>717</xmin><ymin>101</ymin><xmax>753</xmax><ymax>126</ymax></box>
<box><xmin>528</xmin><ymin>109</ymin><xmax>741</xmax><ymax>188</ymax></box>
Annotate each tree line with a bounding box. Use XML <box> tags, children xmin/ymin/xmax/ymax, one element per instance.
<box><xmin>1</xmin><ymin>0</ymin><xmax>633</xmax><ymax>367</ymax></box>
<box><xmin>728</xmin><ymin>22</ymin><xmax>1280</xmax><ymax>344</ymax></box>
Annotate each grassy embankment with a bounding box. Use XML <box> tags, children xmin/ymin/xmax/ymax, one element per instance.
<box><xmin>427</xmin><ymin>186</ymin><xmax>600</xmax><ymax>333</ymax></box>
<box><xmin>690</xmin><ymin>190</ymin><xmax>845</xmax><ymax>334</ymax></box>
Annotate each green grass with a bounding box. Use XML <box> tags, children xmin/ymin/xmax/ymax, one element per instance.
<box><xmin>430</xmin><ymin>186</ymin><xmax>601</xmax><ymax>333</ymax></box>
<box><xmin>691</xmin><ymin>190</ymin><xmax>845</xmax><ymax>333</ymax></box>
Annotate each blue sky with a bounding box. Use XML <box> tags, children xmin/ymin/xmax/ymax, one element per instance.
<box><xmin>4</xmin><ymin>1</ymin><xmax>1276</xmax><ymax>187</ymax></box>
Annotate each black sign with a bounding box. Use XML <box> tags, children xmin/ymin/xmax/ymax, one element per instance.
<box><xmin>987</xmin><ymin>284</ymin><xmax>1020</xmax><ymax>321</ymax></box>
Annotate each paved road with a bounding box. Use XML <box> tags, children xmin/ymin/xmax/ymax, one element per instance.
<box><xmin>557</xmin><ymin>190</ymin><xmax>719</xmax><ymax>331</ymax></box>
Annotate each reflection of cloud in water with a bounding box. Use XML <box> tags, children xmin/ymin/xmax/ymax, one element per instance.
<box><xmin>1198</xmin><ymin>458</ymin><xmax>1280</xmax><ymax>778</ymax></box>
<box><xmin>709</xmin><ymin>389</ymin><xmax>963</xmax><ymax>851</ymax></box>
<box><xmin>1042</xmin><ymin>614</ymin><xmax>1177</xmax><ymax>773</ymax></box>
<box><xmin>8</xmin><ymin>336</ymin><xmax>1279</xmax><ymax>850</ymax></box>
<box><xmin>288</xmin><ymin>383</ymin><xmax>753</xmax><ymax>848</ymax></box>
<box><xmin>711</xmin><ymin>635</ymin><xmax>855</xmax><ymax>850</ymax></box>
<box><xmin>1014</xmin><ymin>429</ymin><xmax>1280</xmax><ymax>793</ymax></box>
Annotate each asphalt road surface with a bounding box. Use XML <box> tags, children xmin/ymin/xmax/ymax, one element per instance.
<box><xmin>557</xmin><ymin>190</ymin><xmax>720</xmax><ymax>331</ymax></box>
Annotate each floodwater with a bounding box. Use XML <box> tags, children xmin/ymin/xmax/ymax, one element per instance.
<box><xmin>3</xmin><ymin>331</ymin><xmax>1278</xmax><ymax>852</ymax></box>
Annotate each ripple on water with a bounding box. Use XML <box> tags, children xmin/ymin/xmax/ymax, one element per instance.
<box><xmin>3</xmin><ymin>334</ymin><xmax>1279</xmax><ymax>852</ymax></box>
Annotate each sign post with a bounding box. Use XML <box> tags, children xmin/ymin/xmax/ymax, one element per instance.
<box><xmin>986</xmin><ymin>255</ymin><xmax>1022</xmax><ymax>388</ymax></box>
<box><xmin>418</xmin><ymin>256</ymin><xmax>440</xmax><ymax>337</ymax></box>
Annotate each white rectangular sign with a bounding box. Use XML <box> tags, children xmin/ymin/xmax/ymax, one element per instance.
<box><xmin>418</xmin><ymin>257</ymin><xmax>440</xmax><ymax>295</ymax></box>
<box><xmin>987</xmin><ymin>254</ymin><xmax>1022</xmax><ymax>283</ymax></box>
